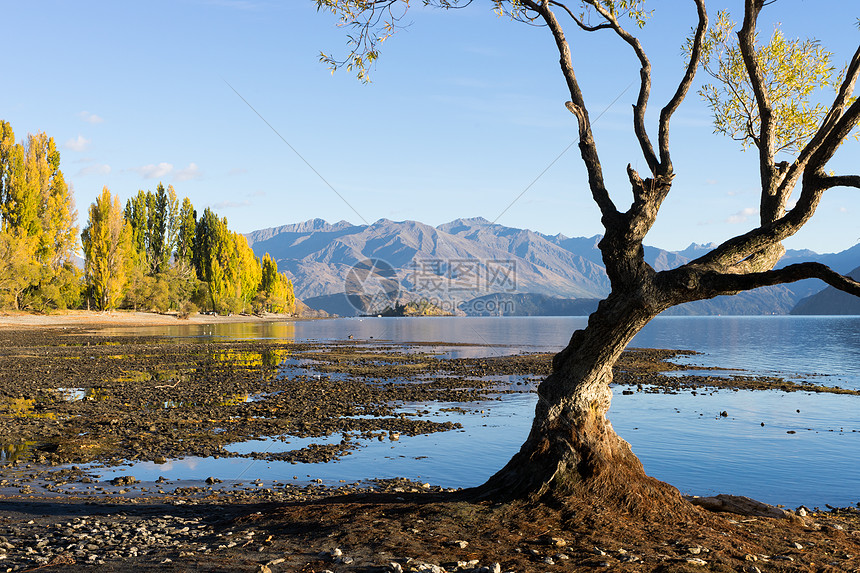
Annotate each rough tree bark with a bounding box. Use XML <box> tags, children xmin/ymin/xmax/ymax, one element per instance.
<box><xmin>470</xmin><ymin>0</ymin><xmax>860</xmax><ymax>505</ymax></box>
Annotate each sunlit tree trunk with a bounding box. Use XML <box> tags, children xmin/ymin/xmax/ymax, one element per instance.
<box><xmin>474</xmin><ymin>284</ymin><xmax>688</xmax><ymax>508</ymax></box>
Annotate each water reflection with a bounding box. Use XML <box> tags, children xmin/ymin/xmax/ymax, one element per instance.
<box><xmin>104</xmin><ymin>321</ymin><xmax>297</xmax><ymax>341</ymax></box>
<box><xmin>87</xmin><ymin>316</ymin><xmax>860</xmax><ymax>508</ymax></box>
<box><xmin>0</xmin><ymin>442</ymin><xmax>36</xmax><ymax>463</ymax></box>
<box><xmin>0</xmin><ymin>398</ymin><xmax>58</xmax><ymax>420</ymax></box>
<box><xmin>54</xmin><ymin>388</ymin><xmax>111</xmax><ymax>402</ymax></box>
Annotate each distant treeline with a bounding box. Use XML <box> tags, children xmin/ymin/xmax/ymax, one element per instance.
<box><xmin>0</xmin><ymin>120</ymin><xmax>294</xmax><ymax>315</ymax></box>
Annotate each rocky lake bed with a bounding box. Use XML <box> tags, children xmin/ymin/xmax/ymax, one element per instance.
<box><xmin>0</xmin><ymin>318</ymin><xmax>857</xmax><ymax>571</ymax></box>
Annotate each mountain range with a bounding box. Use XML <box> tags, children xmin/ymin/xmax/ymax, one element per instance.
<box><xmin>790</xmin><ymin>266</ymin><xmax>860</xmax><ymax>315</ymax></box>
<box><xmin>244</xmin><ymin>217</ymin><xmax>860</xmax><ymax>316</ymax></box>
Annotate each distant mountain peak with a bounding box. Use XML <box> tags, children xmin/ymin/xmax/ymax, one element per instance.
<box><xmin>244</xmin><ymin>216</ymin><xmax>858</xmax><ymax>317</ymax></box>
<box><xmin>684</xmin><ymin>242</ymin><xmax>717</xmax><ymax>251</ymax></box>
<box><xmin>457</xmin><ymin>216</ymin><xmax>492</xmax><ymax>225</ymax></box>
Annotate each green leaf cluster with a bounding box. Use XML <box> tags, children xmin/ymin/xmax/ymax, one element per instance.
<box><xmin>696</xmin><ymin>11</ymin><xmax>838</xmax><ymax>156</ymax></box>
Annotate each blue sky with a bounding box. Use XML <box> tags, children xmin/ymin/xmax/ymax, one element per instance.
<box><xmin>3</xmin><ymin>1</ymin><xmax>858</xmax><ymax>253</ymax></box>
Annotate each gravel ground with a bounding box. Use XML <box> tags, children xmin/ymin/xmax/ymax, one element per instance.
<box><xmin>0</xmin><ymin>313</ymin><xmax>857</xmax><ymax>572</ymax></box>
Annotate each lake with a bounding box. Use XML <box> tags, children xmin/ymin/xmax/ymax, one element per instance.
<box><xmin>103</xmin><ymin>316</ymin><xmax>860</xmax><ymax>509</ymax></box>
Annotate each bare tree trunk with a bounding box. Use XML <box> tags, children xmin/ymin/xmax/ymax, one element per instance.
<box><xmin>471</xmin><ymin>293</ymin><xmax>685</xmax><ymax>511</ymax></box>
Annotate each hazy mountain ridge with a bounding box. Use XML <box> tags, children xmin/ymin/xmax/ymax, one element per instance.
<box><xmin>245</xmin><ymin>217</ymin><xmax>860</xmax><ymax>316</ymax></box>
<box><xmin>791</xmin><ymin>265</ymin><xmax>860</xmax><ymax>315</ymax></box>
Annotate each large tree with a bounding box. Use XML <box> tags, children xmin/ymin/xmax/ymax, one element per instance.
<box><xmin>82</xmin><ymin>187</ymin><xmax>133</xmax><ymax>311</ymax></box>
<box><xmin>319</xmin><ymin>0</ymin><xmax>860</xmax><ymax>506</ymax></box>
<box><xmin>0</xmin><ymin>122</ymin><xmax>80</xmax><ymax>310</ymax></box>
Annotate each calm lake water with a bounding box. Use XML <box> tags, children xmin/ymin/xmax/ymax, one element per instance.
<box><xmin>103</xmin><ymin>316</ymin><xmax>860</xmax><ymax>509</ymax></box>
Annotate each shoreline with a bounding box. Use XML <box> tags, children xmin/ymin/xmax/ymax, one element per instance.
<box><xmin>0</xmin><ymin>309</ymin><xmax>304</xmax><ymax>329</ymax></box>
<box><xmin>0</xmin><ymin>318</ymin><xmax>857</xmax><ymax>570</ymax></box>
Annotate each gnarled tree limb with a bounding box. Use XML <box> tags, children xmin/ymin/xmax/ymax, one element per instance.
<box><xmin>696</xmin><ymin>262</ymin><xmax>860</xmax><ymax>298</ymax></box>
<box><xmin>658</xmin><ymin>0</ymin><xmax>707</xmax><ymax>178</ymax></box>
<box><xmin>737</xmin><ymin>0</ymin><xmax>777</xmax><ymax>200</ymax></box>
<box><xmin>581</xmin><ymin>0</ymin><xmax>659</xmax><ymax>176</ymax></box>
<box><xmin>524</xmin><ymin>0</ymin><xmax>621</xmax><ymax>223</ymax></box>
<box><xmin>776</xmin><ymin>45</ymin><xmax>860</xmax><ymax>204</ymax></box>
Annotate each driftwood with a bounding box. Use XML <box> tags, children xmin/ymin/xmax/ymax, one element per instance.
<box><xmin>685</xmin><ymin>494</ymin><xmax>797</xmax><ymax>520</ymax></box>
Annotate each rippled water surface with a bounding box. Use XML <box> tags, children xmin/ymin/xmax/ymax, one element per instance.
<box><xmin>102</xmin><ymin>316</ymin><xmax>860</xmax><ymax>508</ymax></box>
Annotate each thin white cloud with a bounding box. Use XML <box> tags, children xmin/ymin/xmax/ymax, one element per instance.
<box><xmin>129</xmin><ymin>161</ymin><xmax>201</xmax><ymax>181</ymax></box>
<box><xmin>839</xmin><ymin>206</ymin><xmax>849</xmax><ymax>213</ymax></box>
<box><xmin>175</xmin><ymin>162</ymin><xmax>202</xmax><ymax>181</ymax></box>
<box><xmin>246</xmin><ymin>190</ymin><xmax>266</xmax><ymax>198</ymax></box>
<box><xmin>77</xmin><ymin>164</ymin><xmax>112</xmax><ymax>177</ymax></box>
<box><xmin>213</xmin><ymin>200</ymin><xmax>252</xmax><ymax>209</ymax></box>
<box><xmin>64</xmin><ymin>135</ymin><xmax>90</xmax><ymax>152</ymax></box>
<box><xmin>131</xmin><ymin>162</ymin><xmax>174</xmax><ymax>179</ymax></box>
<box><xmin>228</xmin><ymin>167</ymin><xmax>248</xmax><ymax>176</ymax></box>
<box><xmin>726</xmin><ymin>207</ymin><xmax>757</xmax><ymax>224</ymax></box>
<box><xmin>77</xmin><ymin>111</ymin><xmax>104</xmax><ymax>124</ymax></box>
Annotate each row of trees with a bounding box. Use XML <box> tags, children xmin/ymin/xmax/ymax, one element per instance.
<box><xmin>0</xmin><ymin>119</ymin><xmax>295</xmax><ymax>316</ymax></box>
<box><xmin>81</xmin><ymin>186</ymin><xmax>296</xmax><ymax>314</ymax></box>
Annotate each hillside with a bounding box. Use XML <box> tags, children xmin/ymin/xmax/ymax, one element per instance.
<box><xmin>245</xmin><ymin>218</ymin><xmax>860</xmax><ymax>316</ymax></box>
<box><xmin>791</xmin><ymin>266</ymin><xmax>860</xmax><ymax>315</ymax></box>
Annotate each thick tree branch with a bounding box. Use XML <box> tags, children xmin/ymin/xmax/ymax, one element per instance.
<box><xmin>583</xmin><ymin>0</ymin><xmax>659</xmax><ymax>176</ymax></box>
<box><xmin>688</xmin><ymin>41</ymin><xmax>860</xmax><ymax>273</ymax></box>
<box><xmin>817</xmin><ymin>174</ymin><xmax>860</xmax><ymax>190</ymax></box>
<box><xmin>807</xmin><ymin>96</ymin><xmax>860</xmax><ymax>171</ymax></box>
<box><xmin>697</xmin><ymin>262</ymin><xmax>860</xmax><ymax>299</ymax></box>
<box><xmin>776</xmin><ymin>45</ymin><xmax>860</xmax><ymax>203</ymax></box>
<box><xmin>657</xmin><ymin>0</ymin><xmax>706</xmax><ymax>177</ymax></box>
<box><xmin>524</xmin><ymin>0</ymin><xmax>621</xmax><ymax>223</ymax></box>
<box><xmin>738</xmin><ymin>0</ymin><xmax>776</xmax><ymax>198</ymax></box>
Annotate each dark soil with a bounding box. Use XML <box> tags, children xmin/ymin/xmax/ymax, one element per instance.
<box><xmin>0</xmin><ymin>324</ymin><xmax>857</xmax><ymax>572</ymax></box>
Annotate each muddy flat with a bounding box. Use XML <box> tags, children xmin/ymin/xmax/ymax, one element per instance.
<box><xmin>0</xmin><ymin>313</ymin><xmax>857</xmax><ymax>572</ymax></box>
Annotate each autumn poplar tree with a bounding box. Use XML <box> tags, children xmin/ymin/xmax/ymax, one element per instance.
<box><xmin>0</xmin><ymin>121</ymin><xmax>80</xmax><ymax>309</ymax></box>
<box><xmin>318</xmin><ymin>0</ymin><xmax>860</xmax><ymax>507</ymax></box>
<box><xmin>192</xmin><ymin>207</ymin><xmax>262</xmax><ymax>313</ymax></box>
<box><xmin>259</xmin><ymin>253</ymin><xmax>296</xmax><ymax>314</ymax></box>
<box><xmin>175</xmin><ymin>197</ymin><xmax>197</xmax><ymax>265</ymax></box>
<box><xmin>82</xmin><ymin>187</ymin><xmax>132</xmax><ymax>310</ymax></box>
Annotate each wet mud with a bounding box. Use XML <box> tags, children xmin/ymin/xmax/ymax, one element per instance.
<box><xmin>0</xmin><ymin>328</ymin><xmax>853</xmax><ymax>474</ymax></box>
<box><xmin>0</xmin><ymin>325</ymin><xmax>858</xmax><ymax>571</ymax></box>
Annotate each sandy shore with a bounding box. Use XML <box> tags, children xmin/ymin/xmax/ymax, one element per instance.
<box><xmin>0</xmin><ymin>309</ymin><xmax>297</xmax><ymax>329</ymax></box>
